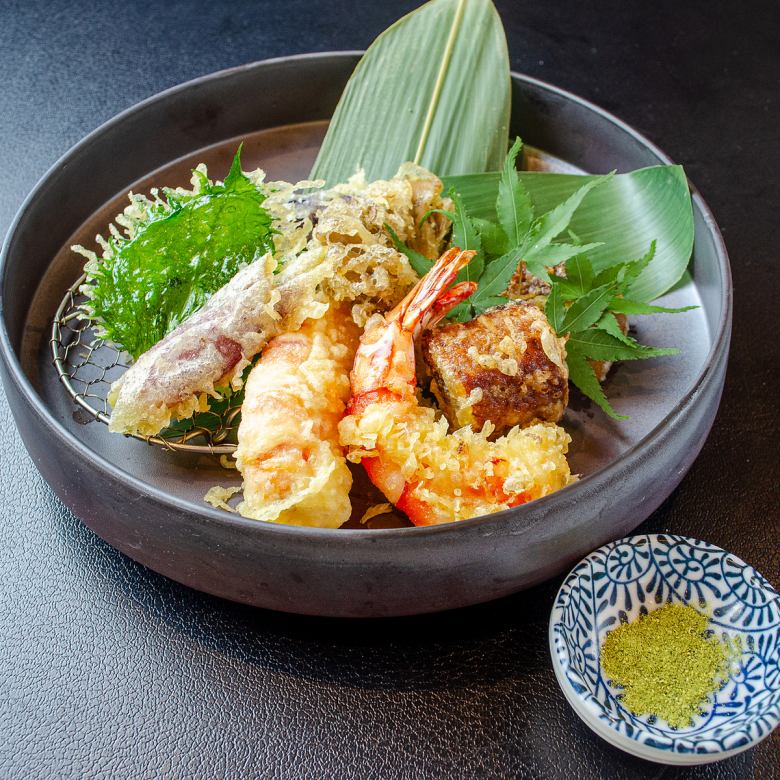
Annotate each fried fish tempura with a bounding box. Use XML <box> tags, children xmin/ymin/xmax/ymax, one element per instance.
<box><xmin>106</xmin><ymin>164</ymin><xmax>450</xmax><ymax>440</ymax></box>
<box><xmin>421</xmin><ymin>301</ymin><xmax>569</xmax><ymax>436</ymax></box>
<box><xmin>234</xmin><ymin>305</ymin><xmax>361</xmax><ymax>526</ymax></box>
<box><xmin>108</xmin><ymin>254</ymin><xmax>280</xmax><ymax>436</ymax></box>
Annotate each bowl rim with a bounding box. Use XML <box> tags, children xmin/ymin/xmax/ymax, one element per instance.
<box><xmin>548</xmin><ymin>532</ymin><xmax>780</xmax><ymax>764</ymax></box>
<box><xmin>0</xmin><ymin>51</ymin><xmax>733</xmax><ymax>539</ymax></box>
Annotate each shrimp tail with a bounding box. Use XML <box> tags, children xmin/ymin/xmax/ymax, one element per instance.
<box><xmin>427</xmin><ymin>280</ymin><xmax>477</xmax><ymax>327</ymax></box>
<box><xmin>393</xmin><ymin>247</ymin><xmax>476</xmax><ymax>336</ymax></box>
<box><xmin>349</xmin><ymin>248</ymin><xmax>476</xmax><ymax>401</ymax></box>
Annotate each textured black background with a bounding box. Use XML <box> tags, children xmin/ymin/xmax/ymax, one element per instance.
<box><xmin>1</xmin><ymin>1</ymin><xmax>778</xmax><ymax>777</ymax></box>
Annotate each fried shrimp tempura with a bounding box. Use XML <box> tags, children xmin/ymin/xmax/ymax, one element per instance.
<box><xmin>339</xmin><ymin>249</ymin><xmax>573</xmax><ymax>526</ymax></box>
<box><xmin>219</xmin><ymin>166</ymin><xmax>454</xmax><ymax>525</ymax></box>
<box><xmin>232</xmin><ymin>305</ymin><xmax>361</xmax><ymax>526</ymax></box>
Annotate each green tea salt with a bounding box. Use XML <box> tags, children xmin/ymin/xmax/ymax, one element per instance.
<box><xmin>600</xmin><ymin>602</ymin><xmax>736</xmax><ymax>729</ymax></box>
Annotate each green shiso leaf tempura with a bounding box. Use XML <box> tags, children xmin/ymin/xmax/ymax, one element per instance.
<box><xmin>76</xmin><ymin>147</ymin><xmax>275</xmax><ymax>360</ymax></box>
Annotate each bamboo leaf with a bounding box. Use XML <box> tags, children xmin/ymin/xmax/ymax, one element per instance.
<box><xmin>311</xmin><ymin>0</ymin><xmax>511</xmax><ymax>185</ymax></box>
<box><xmin>443</xmin><ymin>165</ymin><xmax>694</xmax><ymax>302</ymax></box>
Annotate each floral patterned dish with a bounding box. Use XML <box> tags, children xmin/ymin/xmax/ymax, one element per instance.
<box><xmin>549</xmin><ymin>534</ymin><xmax>780</xmax><ymax>765</ymax></box>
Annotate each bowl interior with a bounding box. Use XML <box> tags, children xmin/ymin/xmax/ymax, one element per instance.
<box><xmin>10</xmin><ymin>65</ymin><xmax>714</xmax><ymax>529</ymax></box>
<box><xmin>551</xmin><ymin>534</ymin><xmax>780</xmax><ymax>758</ymax></box>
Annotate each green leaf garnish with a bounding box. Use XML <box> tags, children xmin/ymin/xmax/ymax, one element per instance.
<box><xmin>386</xmin><ymin>223</ymin><xmax>433</xmax><ymax>277</ymax></box>
<box><xmin>523</xmin><ymin>174</ymin><xmax>611</xmax><ymax>266</ymax></box>
<box><xmin>497</xmin><ymin>137</ymin><xmax>533</xmax><ymax>246</ymax></box>
<box><xmin>596</xmin><ymin>312</ymin><xmax>635</xmax><ymax>345</ymax></box>
<box><xmin>606</xmin><ymin>298</ymin><xmax>698</xmax><ymax>315</ymax></box>
<box><xmin>443</xmin><ymin>165</ymin><xmax>694</xmax><ymax>303</ymax></box>
<box><xmin>81</xmin><ymin>147</ymin><xmax>275</xmax><ymax>360</ymax></box>
<box><xmin>544</xmin><ymin>281</ymin><xmax>565</xmax><ymax>333</ymax></box>
<box><xmin>473</xmin><ymin>217</ymin><xmax>508</xmax><ymax>256</ymax></box>
<box><xmin>448</xmin><ymin>190</ymin><xmax>484</xmax><ymax>284</ymax></box>
<box><xmin>545</xmin><ymin>241</ymin><xmax>694</xmax><ymax>418</ymax></box>
<box><xmin>565</xmin><ymin>344</ymin><xmax>627</xmax><ymax>420</ymax></box>
<box><xmin>565</xmin><ymin>255</ymin><xmax>594</xmax><ymax>297</ymax></box>
<box><xmin>391</xmin><ymin>139</ymin><xmax>693</xmax><ymax>422</ymax></box>
<box><xmin>567</xmin><ymin>329</ymin><xmax>679</xmax><ymax>362</ymax></box>
<box><xmin>560</xmin><ymin>284</ymin><xmax>614</xmax><ymax>333</ymax></box>
<box><xmin>418</xmin><ymin>138</ymin><xmax>611</xmax><ymax>320</ymax></box>
<box><xmin>465</xmin><ymin>246</ymin><xmax>523</xmax><ymax>315</ymax></box>
<box><xmin>522</xmin><ymin>241</ymin><xmax>603</xmax><ymax>269</ymax></box>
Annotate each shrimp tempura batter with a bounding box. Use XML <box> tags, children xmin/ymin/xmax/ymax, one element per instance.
<box><xmin>233</xmin><ymin>304</ymin><xmax>361</xmax><ymax>527</ymax></box>
<box><xmin>339</xmin><ymin>249</ymin><xmax>573</xmax><ymax>526</ymax></box>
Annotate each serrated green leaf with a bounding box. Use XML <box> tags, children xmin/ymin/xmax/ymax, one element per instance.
<box><xmin>545</xmin><ymin>282</ymin><xmax>565</xmax><ymax>332</ymax></box>
<box><xmin>563</xmin><ymin>255</ymin><xmax>594</xmax><ymax>297</ymax></box>
<box><xmin>568</xmin><ymin>329</ymin><xmax>680</xmax><ymax>361</ymax></box>
<box><xmin>619</xmin><ymin>240</ymin><xmax>656</xmax><ymax>293</ymax></box>
<box><xmin>449</xmin><ymin>192</ymin><xmax>481</xmax><ymax>252</ymax></box>
<box><xmin>385</xmin><ymin>223</ymin><xmax>433</xmax><ymax>276</ymax></box>
<box><xmin>443</xmin><ymin>165</ymin><xmax>693</xmax><ymax>302</ymax></box>
<box><xmin>566</xmin><ymin>344</ymin><xmax>627</xmax><ymax>420</ymax></box>
<box><xmin>525</xmin><ymin>241</ymin><xmax>603</xmax><ymax>267</ymax></box>
<box><xmin>607</xmin><ymin>298</ymin><xmax>698</xmax><ymax>315</ymax></box>
<box><xmin>497</xmin><ymin>137</ymin><xmax>534</xmax><ymax>246</ymax></box>
<box><xmin>592</xmin><ymin>263</ymin><xmax>625</xmax><ymax>289</ymax></box>
<box><xmin>560</xmin><ymin>284</ymin><xmax>614</xmax><ymax>334</ymax></box>
<box><xmin>596</xmin><ymin>312</ymin><xmax>634</xmax><ymax>345</ymax></box>
<box><xmin>448</xmin><ymin>301</ymin><xmax>478</xmax><ymax>321</ymax></box>
<box><xmin>448</xmin><ymin>190</ymin><xmax>483</xmax><ymax>284</ymax></box>
<box><xmin>473</xmin><ymin>217</ymin><xmax>508</xmax><ymax>256</ymax></box>
<box><xmin>551</xmin><ymin>277</ymin><xmax>583</xmax><ymax>299</ymax></box>
<box><xmin>523</xmin><ymin>256</ymin><xmax>552</xmax><ymax>283</ymax></box>
<box><xmin>82</xmin><ymin>147</ymin><xmax>275</xmax><ymax>360</ymax></box>
<box><xmin>466</xmin><ymin>246</ymin><xmax>523</xmax><ymax>314</ymax></box>
<box><xmin>310</xmin><ymin>0</ymin><xmax>511</xmax><ymax>185</ymax></box>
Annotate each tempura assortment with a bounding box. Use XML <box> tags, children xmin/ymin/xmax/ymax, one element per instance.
<box><xmin>65</xmin><ymin>0</ymin><xmax>695</xmax><ymax>532</ymax></box>
<box><xmin>74</xmin><ymin>151</ymin><xmax>586</xmax><ymax>527</ymax></box>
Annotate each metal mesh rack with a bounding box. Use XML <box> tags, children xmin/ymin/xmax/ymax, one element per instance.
<box><xmin>50</xmin><ymin>275</ymin><xmax>240</xmax><ymax>455</ymax></box>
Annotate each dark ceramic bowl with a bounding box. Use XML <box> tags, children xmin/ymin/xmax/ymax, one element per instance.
<box><xmin>0</xmin><ymin>54</ymin><xmax>731</xmax><ymax>617</ymax></box>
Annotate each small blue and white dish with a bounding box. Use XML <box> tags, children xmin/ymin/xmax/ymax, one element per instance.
<box><xmin>549</xmin><ymin>534</ymin><xmax>780</xmax><ymax>765</ymax></box>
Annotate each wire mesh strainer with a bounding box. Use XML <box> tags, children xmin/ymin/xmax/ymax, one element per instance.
<box><xmin>50</xmin><ymin>274</ymin><xmax>240</xmax><ymax>454</ymax></box>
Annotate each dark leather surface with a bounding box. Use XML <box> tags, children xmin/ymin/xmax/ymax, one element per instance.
<box><xmin>0</xmin><ymin>0</ymin><xmax>777</xmax><ymax>777</ymax></box>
